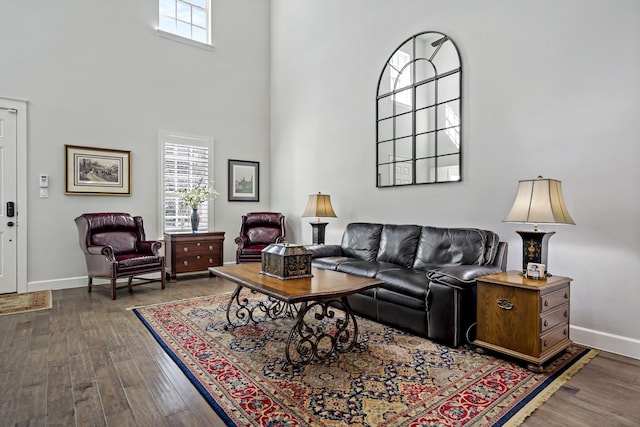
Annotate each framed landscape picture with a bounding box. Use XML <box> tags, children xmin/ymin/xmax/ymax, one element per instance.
<box><xmin>65</xmin><ymin>145</ymin><xmax>131</xmax><ymax>195</ymax></box>
<box><xmin>228</xmin><ymin>159</ymin><xmax>259</xmax><ymax>201</ymax></box>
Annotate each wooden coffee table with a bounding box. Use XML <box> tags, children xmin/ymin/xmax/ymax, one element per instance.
<box><xmin>209</xmin><ymin>263</ymin><xmax>382</xmax><ymax>370</ymax></box>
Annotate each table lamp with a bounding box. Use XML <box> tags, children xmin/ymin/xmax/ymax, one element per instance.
<box><xmin>503</xmin><ymin>176</ymin><xmax>575</xmax><ymax>277</ymax></box>
<box><xmin>302</xmin><ymin>192</ymin><xmax>337</xmax><ymax>244</ymax></box>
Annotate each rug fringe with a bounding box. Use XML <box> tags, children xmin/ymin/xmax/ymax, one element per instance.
<box><xmin>502</xmin><ymin>348</ymin><xmax>600</xmax><ymax>427</ymax></box>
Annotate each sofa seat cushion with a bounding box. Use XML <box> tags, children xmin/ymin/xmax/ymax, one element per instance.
<box><xmin>311</xmin><ymin>257</ymin><xmax>355</xmax><ymax>271</ymax></box>
<box><xmin>374</xmin><ymin>269</ymin><xmax>429</xmax><ymax>302</ymax></box>
<box><xmin>336</xmin><ymin>260</ymin><xmax>399</xmax><ymax>278</ymax></box>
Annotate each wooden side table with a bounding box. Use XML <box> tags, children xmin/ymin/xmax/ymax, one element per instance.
<box><xmin>474</xmin><ymin>270</ymin><xmax>572</xmax><ymax>371</ymax></box>
<box><xmin>164</xmin><ymin>232</ymin><xmax>225</xmax><ymax>280</ymax></box>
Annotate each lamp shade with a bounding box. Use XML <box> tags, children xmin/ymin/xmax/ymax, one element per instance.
<box><xmin>302</xmin><ymin>193</ymin><xmax>337</xmax><ymax>218</ymax></box>
<box><xmin>503</xmin><ymin>176</ymin><xmax>575</xmax><ymax>226</ymax></box>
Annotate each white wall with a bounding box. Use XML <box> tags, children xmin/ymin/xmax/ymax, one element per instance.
<box><xmin>270</xmin><ymin>0</ymin><xmax>640</xmax><ymax>358</ymax></box>
<box><xmin>0</xmin><ymin>0</ymin><xmax>272</xmax><ymax>286</ymax></box>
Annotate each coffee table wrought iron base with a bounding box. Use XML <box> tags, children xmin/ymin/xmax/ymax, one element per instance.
<box><xmin>284</xmin><ymin>297</ymin><xmax>359</xmax><ymax>370</ymax></box>
<box><xmin>224</xmin><ymin>286</ymin><xmax>359</xmax><ymax>370</ymax></box>
<box><xmin>224</xmin><ymin>285</ymin><xmax>296</xmax><ymax>329</ymax></box>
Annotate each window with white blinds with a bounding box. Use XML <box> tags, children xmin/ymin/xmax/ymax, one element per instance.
<box><xmin>159</xmin><ymin>131</ymin><xmax>214</xmax><ymax>233</ymax></box>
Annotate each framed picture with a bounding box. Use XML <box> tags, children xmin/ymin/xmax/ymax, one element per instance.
<box><xmin>228</xmin><ymin>159</ymin><xmax>259</xmax><ymax>202</ymax></box>
<box><xmin>65</xmin><ymin>145</ymin><xmax>131</xmax><ymax>195</ymax></box>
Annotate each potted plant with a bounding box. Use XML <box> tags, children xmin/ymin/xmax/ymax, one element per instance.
<box><xmin>176</xmin><ymin>180</ymin><xmax>220</xmax><ymax>232</ymax></box>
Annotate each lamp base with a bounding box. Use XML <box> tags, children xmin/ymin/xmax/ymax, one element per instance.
<box><xmin>309</xmin><ymin>222</ymin><xmax>328</xmax><ymax>245</ymax></box>
<box><xmin>516</xmin><ymin>230</ymin><xmax>556</xmax><ymax>276</ymax></box>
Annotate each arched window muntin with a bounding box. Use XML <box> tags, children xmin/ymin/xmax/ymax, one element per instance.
<box><xmin>376</xmin><ymin>31</ymin><xmax>462</xmax><ymax>187</ymax></box>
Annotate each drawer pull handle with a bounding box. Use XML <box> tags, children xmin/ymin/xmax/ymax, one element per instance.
<box><xmin>183</xmin><ymin>247</ymin><xmax>189</xmax><ymax>253</ymax></box>
<box><xmin>209</xmin><ymin>258</ymin><xmax>213</xmax><ymax>263</ymax></box>
<box><xmin>564</xmin><ymin>293</ymin><xmax>568</xmax><ymax>299</ymax></box>
<box><xmin>564</xmin><ymin>311</ymin><xmax>568</xmax><ymax>318</ymax></box>
<box><xmin>564</xmin><ymin>329</ymin><xmax>568</xmax><ymax>336</ymax></box>
<box><xmin>543</xmin><ymin>320</ymin><xmax>548</xmax><ymax>327</ymax></box>
<box><xmin>543</xmin><ymin>340</ymin><xmax>548</xmax><ymax>348</ymax></box>
<box><xmin>183</xmin><ymin>261</ymin><xmax>188</xmax><ymax>266</ymax></box>
<box><xmin>197</xmin><ymin>256</ymin><xmax>200</xmax><ymax>259</ymax></box>
<box><xmin>197</xmin><ymin>242</ymin><xmax>201</xmax><ymax>246</ymax></box>
<box><xmin>496</xmin><ymin>298</ymin><xmax>514</xmax><ymax>310</ymax></box>
<box><xmin>209</xmin><ymin>245</ymin><xmax>213</xmax><ymax>250</ymax></box>
<box><xmin>544</xmin><ymin>300</ymin><xmax>549</xmax><ymax>307</ymax></box>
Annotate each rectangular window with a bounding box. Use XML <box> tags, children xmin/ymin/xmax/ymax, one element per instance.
<box><xmin>158</xmin><ymin>0</ymin><xmax>210</xmax><ymax>45</ymax></box>
<box><xmin>159</xmin><ymin>131</ymin><xmax>214</xmax><ymax>234</ymax></box>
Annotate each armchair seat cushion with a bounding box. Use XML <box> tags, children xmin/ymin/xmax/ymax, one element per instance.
<box><xmin>117</xmin><ymin>255</ymin><xmax>163</xmax><ymax>268</ymax></box>
<box><xmin>239</xmin><ymin>245</ymin><xmax>270</xmax><ymax>256</ymax></box>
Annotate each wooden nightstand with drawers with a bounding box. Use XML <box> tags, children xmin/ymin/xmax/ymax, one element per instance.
<box><xmin>164</xmin><ymin>232</ymin><xmax>225</xmax><ymax>281</ymax></box>
<box><xmin>474</xmin><ymin>270</ymin><xmax>572</xmax><ymax>371</ymax></box>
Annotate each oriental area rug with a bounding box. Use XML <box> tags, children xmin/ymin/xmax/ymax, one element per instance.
<box><xmin>0</xmin><ymin>290</ymin><xmax>52</xmax><ymax>316</ymax></box>
<box><xmin>133</xmin><ymin>293</ymin><xmax>597</xmax><ymax>426</ymax></box>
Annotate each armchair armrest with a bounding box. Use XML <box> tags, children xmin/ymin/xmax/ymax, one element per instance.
<box><xmin>138</xmin><ymin>240</ymin><xmax>162</xmax><ymax>256</ymax></box>
<box><xmin>235</xmin><ymin>235</ymin><xmax>249</xmax><ymax>248</ymax></box>
<box><xmin>87</xmin><ymin>245</ymin><xmax>116</xmax><ymax>261</ymax></box>
<box><xmin>304</xmin><ymin>244</ymin><xmax>343</xmax><ymax>259</ymax></box>
<box><xmin>427</xmin><ymin>265</ymin><xmax>504</xmax><ymax>289</ymax></box>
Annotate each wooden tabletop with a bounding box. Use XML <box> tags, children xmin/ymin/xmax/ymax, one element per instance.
<box><xmin>478</xmin><ymin>270</ymin><xmax>573</xmax><ymax>290</ymax></box>
<box><xmin>209</xmin><ymin>263</ymin><xmax>382</xmax><ymax>303</ymax></box>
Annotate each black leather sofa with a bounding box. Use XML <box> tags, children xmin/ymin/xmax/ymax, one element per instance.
<box><xmin>305</xmin><ymin>222</ymin><xmax>507</xmax><ymax>347</ymax></box>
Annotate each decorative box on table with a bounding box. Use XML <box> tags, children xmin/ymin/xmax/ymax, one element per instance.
<box><xmin>261</xmin><ymin>243</ymin><xmax>312</xmax><ymax>279</ymax></box>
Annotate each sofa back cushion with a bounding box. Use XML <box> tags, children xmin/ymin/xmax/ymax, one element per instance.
<box><xmin>412</xmin><ymin>226</ymin><xmax>488</xmax><ymax>270</ymax></box>
<box><xmin>376</xmin><ymin>224</ymin><xmax>422</xmax><ymax>268</ymax></box>
<box><xmin>341</xmin><ymin>223</ymin><xmax>384</xmax><ymax>261</ymax></box>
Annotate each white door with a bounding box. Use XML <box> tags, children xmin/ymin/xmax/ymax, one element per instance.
<box><xmin>0</xmin><ymin>107</ymin><xmax>18</xmax><ymax>294</ymax></box>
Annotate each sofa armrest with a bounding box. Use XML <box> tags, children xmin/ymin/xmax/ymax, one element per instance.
<box><xmin>427</xmin><ymin>265</ymin><xmax>504</xmax><ymax>289</ymax></box>
<box><xmin>304</xmin><ymin>244</ymin><xmax>343</xmax><ymax>259</ymax></box>
<box><xmin>490</xmin><ymin>241</ymin><xmax>508</xmax><ymax>270</ymax></box>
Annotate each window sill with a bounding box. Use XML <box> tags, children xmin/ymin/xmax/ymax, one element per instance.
<box><xmin>156</xmin><ymin>29</ymin><xmax>215</xmax><ymax>51</ymax></box>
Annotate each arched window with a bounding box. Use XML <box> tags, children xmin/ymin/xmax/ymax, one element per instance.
<box><xmin>376</xmin><ymin>32</ymin><xmax>462</xmax><ymax>187</ymax></box>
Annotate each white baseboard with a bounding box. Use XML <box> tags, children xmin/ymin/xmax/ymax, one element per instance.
<box><xmin>28</xmin><ymin>276</ymin><xmax>87</xmax><ymax>291</ymax></box>
<box><xmin>27</xmin><ymin>272</ymin><xmax>165</xmax><ymax>292</ymax></box>
<box><xmin>571</xmin><ymin>325</ymin><xmax>640</xmax><ymax>360</ymax></box>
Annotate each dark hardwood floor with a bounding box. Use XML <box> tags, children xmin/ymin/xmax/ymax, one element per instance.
<box><xmin>1</xmin><ymin>274</ymin><xmax>639</xmax><ymax>426</ymax></box>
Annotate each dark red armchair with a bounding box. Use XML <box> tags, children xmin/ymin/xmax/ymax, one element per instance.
<box><xmin>74</xmin><ymin>212</ymin><xmax>165</xmax><ymax>299</ymax></box>
<box><xmin>235</xmin><ymin>212</ymin><xmax>286</xmax><ymax>263</ymax></box>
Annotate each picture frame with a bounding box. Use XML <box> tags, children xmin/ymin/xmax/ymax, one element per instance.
<box><xmin>65</xmin><ymin>145</ymin><xmax>131</xmax><ymax>195</ymax></box>
<box><xmin>228</xmin><ymin>159</ymin><xmax>259</xmax><ymax>202</ymax></box>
